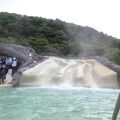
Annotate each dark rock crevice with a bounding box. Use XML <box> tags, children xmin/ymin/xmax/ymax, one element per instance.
<box><xmin>0</xmin><ymin>43</ymin><xmax>44</xmax><ymax>87</ymax></box>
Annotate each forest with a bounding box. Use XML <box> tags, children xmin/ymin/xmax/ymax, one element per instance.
<box><xmin>0</xmin><ymin>12</ymin><xmax>120</xmax><ymax>64</ymax></box>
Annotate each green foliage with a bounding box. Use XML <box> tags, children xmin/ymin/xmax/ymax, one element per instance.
<box><xmin>104</xmin><ymin>48</ymin><xmax>120</xmax><ymax>65</ymax></box>
<box><xmin>112</xmin><ymin>39</ymin><xmax>120</xmax><ymax>49</ymax></box>
<box><xmin>29</xmin><ymin>38</ymin><xmax>49</xmax><ymax>53</ymax></box>
<box><xmin>69</xmin><ymin>41</ymin><xmax>82</xmax><ymax>56</ymax></box>
<box><xmin>0</xmin><ymin>37</ymin><xmax>15</xmax><ymax>44</ymax></box>
<box><xmin>93</xmin><ymin>45</ymin><xmax>105</xmax><ymax>56</ymax></box>
<box><xmin>16</xmin><ymin>39</ymin><xmax>30</xmax><ymax>46</ymax></box>
<box><xmin>0</xmin><ymin>12</ymin><xmax>120</xmax><ymax>64</ymax></box>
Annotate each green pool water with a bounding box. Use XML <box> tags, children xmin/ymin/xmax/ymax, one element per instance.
<box><xmin>0</xmin><ymin>87</ymin><xmax>119</xmax><ymax>120</ymax></box>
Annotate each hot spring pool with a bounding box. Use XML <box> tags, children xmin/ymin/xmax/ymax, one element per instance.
<box><xmin>0</xmin><ymin>87</ymin><xmax>119</xmax><ymax>120</ymax></box>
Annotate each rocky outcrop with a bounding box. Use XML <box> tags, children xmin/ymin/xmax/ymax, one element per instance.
<box><xmin>0</xmin><ymin>43</ymin><xmax>44</xmax><ymax>87</ymax></box>
<box><xmin>0</xmin><ymin>43</ymin><xmax>39</xmax><ymax>64</ymax></box>
<box><xmin>0</xmin><ymin>43</ymin><xmax>120</xmax><ymax>88</ymax></box>
<box><xmin>20</xmin><ymin>57</ymin><xmax>118</xmax><ymax>89</ymax></box>
<box><xmin>89</xmin><ymin>56</ymin><xmax>120</xmax><ymax>88</ymax></box>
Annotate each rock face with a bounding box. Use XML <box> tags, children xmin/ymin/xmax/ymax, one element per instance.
<box><xmin>0</xmin><ymin>43</ymin><xmax>40</xmax><ymax>64</ymax></box>
<box><xmin>20</xmin><ymin>57</ymin><xmax>118</xmax><ymax>89</ymax></box>
<box><xmin>0</xmin><ymin>43</ymin><xmax>120</xmax><ymax>88</ymax></box>
<box><xmin>92</xmin><ymin>56</ymin><xmax>120</xmax><ymax>88</ymax></box>
<box><xmin>0</xmin><ymin>43</ymin><xmax>41</xmax><ymax>87</ymax></box>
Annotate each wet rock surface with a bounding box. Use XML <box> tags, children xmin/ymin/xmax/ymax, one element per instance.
<box><xmin>0</xmin><ymin>43</ymin><xmax>120</xmax><ymax>88</ymax></box>
<box><xmin>93</xmin><ymin>56</ymin><xmax>120</xmax><ymax>88</ymax></box>
<box><xmin>0</xmin><ymin>43</ymin><xmax>45</xmax><ymax>87</ymax></box>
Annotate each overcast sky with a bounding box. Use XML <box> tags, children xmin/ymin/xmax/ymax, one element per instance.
<box><xmin>0</xmin><ymin>0</ymin><xmax>120</xmax><ymax>38</ymax></box>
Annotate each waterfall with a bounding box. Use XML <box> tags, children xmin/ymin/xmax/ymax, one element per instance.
<box><xmin>20</xmin><ymin>57</ymin><xmax>118</xmax><ymax>89</ymax></box>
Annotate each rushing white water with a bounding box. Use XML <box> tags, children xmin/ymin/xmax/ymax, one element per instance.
<box><xmin>20</xmin><ymin>57</ymin><xmax>118</xmax><ymax>89</ymax></box>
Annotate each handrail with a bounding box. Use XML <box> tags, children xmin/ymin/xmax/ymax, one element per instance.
<box><xmin>112</xmin><ymin>93</ymin><xmax>120</xmax><ymax>120</ymax></box>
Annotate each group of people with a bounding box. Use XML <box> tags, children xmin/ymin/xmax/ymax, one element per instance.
<box><xmin>0</xmin><ymin>56</ymin><xmax>19</xmax><ymax>84</ymax></box>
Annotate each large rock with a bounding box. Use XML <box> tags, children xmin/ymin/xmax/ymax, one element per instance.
<box><xmin>0</xmin><ymin>43</ymin><xmax>120</xmax><ymax>88</ymax></box>
<box><xmin>0</xmin><ymin>43</ymin><xmax>40</xmax><ymax>65</ymax></box>
<box><xmin>92</xmin><ymin>56</ymin><xmax>120</xmax><ymax>88</ymax></box>
<box><xmin>0</xmin><ymin>43</ymin><xmax>41</xmax><ymax>87</ymax></box>
<box><xmin>20</xmin><ymin>57</ymin><xmax>118</xmax><ymax>89</ymax></box>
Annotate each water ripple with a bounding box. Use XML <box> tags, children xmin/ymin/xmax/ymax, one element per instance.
<box><xmin>0</xmin><ymin>87</ymin><xmax>119</xmax><ymax>120</ymax></box>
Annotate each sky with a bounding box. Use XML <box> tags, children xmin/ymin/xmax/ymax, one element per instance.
<box><xmin>0</xmin><ymin>0</ymin><xmax>120</xmax><ymax>38</ymax></box>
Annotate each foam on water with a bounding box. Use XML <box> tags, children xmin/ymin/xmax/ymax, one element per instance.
<box><xmin>17</xmin><ymin>86</ymin><xmax>119</xmax><ymax>93</ymax></box>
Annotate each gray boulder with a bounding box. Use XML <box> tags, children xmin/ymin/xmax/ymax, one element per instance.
<box><xmin>0</xmin><ymin>43</ymin><xmax>42</xmax><ymax>87</ymax></box>
<box><xmin>91</xmin><ymin>56</ymin><xmax>120</xmax><ymax>88</ymax></box>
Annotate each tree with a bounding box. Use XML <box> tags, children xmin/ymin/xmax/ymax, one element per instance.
<box><xmin>30</xmin><ymin>38</ymin><xmax>49</xmax><ymax>53</ymax></box>
<box><xmin>104</xmin><ymin>48</ymin><xmax>120</xmax><ymax>65</ymax></box>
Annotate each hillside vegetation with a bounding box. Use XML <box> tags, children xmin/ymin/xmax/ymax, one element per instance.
<box><xmin>0</xmin><ymin>12</ymin><xmax>120</xmax><ymax>64</ymax></box>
